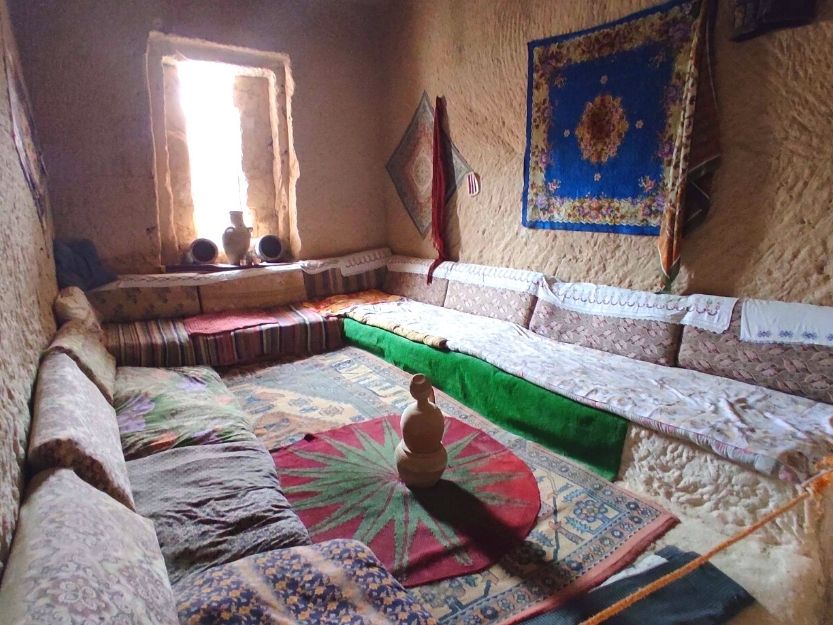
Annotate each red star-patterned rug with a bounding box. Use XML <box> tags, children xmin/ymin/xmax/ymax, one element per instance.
<box><xmin>273</xmin><ymin>414</ymin><xmax>541</xmax><ymax>587</ymax></box>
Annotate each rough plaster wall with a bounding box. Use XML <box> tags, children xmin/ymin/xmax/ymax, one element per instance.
<box><xmin>0</xmin><ymin>3</ymin><xmax>57</xmax><ymax>575</ymax></box>
<box><xmin>235</xmin><ymin>74</ymin><xmax>280</xmax><ymax>241</ymax></box>
<box><xmin>10</xmin><ymin>0</ymin><xmax>388</xmax><ymax>273</ymax></box>
<box><xmin>162</xmin><ymin>63</ymin><xmax>196</xmax><ymax>257</ymax></box>
<box><xmin>380</xmin><ymin>0</ymin><xmax>833</xmax><ymax>305</ymax></box>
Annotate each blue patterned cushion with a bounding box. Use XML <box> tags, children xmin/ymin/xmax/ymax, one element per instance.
<box><xmin>174</xmin><ymin>539</ymin><xmax>438</xmax><ymax>625</ymax></box>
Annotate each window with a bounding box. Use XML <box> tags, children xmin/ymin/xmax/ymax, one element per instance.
<box><xmin>147</xmin><ymin>33</ymin><xmax>295</xmax><ymax>266</ymax></box>
<box><xmin>177</xmin><ymin>60</ymin><xmax>248</xmax><ymax>241</ymax></box>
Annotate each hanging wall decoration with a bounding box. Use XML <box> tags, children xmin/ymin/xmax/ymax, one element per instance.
<box><xmin>522</xmin><ymin>0</ymin><xmax>711</xmax><ymax>285</ymax></box>
<box><xmin>731</xmin><ymin>0</ymin><xmax>816</xmax><ymax>41</ymax></box>
<box><xmin>387</xmin><ymin>92</ymin><xmax>471</xmax><ymax>237</ymax></box>
<box><xmin>3</xmin><ymin>26</ymin><xmax>50</xmax><ymax>230</ymax></box>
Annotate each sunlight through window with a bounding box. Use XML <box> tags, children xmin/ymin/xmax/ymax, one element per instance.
<box><xmin>178</xmin><ymin>60</ymin><xmax>249</xmax><ymax>242</ymax></box>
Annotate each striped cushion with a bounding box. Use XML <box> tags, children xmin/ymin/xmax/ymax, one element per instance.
<box><xmin>105</xmin><ymin>319</ymin><xmax>196</xmax><ymax>367</ymax></box>
<box><xmin>191</xmin><ymin>306</ymin><xmax>343</xmax><ymax>367</ymax></box>
<box><xmin>303</xmin><ymin>267</ymin><xmax>387</xmax><ymax>299</ymax></box>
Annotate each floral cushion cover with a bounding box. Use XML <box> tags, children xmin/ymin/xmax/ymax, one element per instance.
<box><xmin>44</xmin><ymin>320</ymin><xmax>116</xmax><ymax>403</ymax></box>
<box><xmin>29</xmin><ymin>353</ymin><xmax>134</xmax><ymax>509</ymax></box>
<box><xmin>115</xmin><ymin>366</ymin><xmax>256</xmax><ymax>460</ymax></box>
<box><xmin>174</xmin><ymin>539</ymin><xmax>437</xmax><ymax>625</ymax></box>
<box><xmin>53</xmin><ymin>286</ymin><xmax>102</xmax><ymax>333</ymax></box>
<box><xmin>0</xmin><ymin>469</ymin><xmax>178</xmax><ymax>625</ymax></box>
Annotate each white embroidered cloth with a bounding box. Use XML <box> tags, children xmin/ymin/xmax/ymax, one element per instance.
<box><xmin>386</xmin><ymin>256</ymin><xmax>453</xmax><ymax>277</ymax></box>
<box><xmin>442</xmin><ymin>262</ymin><xmax>545</xmax><ymax>294</ymax></box>
<box><xmin>387</xmin><ymin>256</ymin><xmax>544</xmax><ymax>293</ymax></box>
<box><xmin>92</xmin><ymin>263</ymin><xmax>302</xmax><ymax>289</ymax></box>
<box><xmin>348</xmin><ymin>300</ymin><xmax>833</xmax><ymax>482</ymax></box>
<box><xmin>297</xmin><ymin>247</ymin><xmax>390</xmax><ymax>276</ymax></box>
<box><xmin>538</xmin><ymin>281</ymin><xmax>737</xmax><ymax>333</ymax></box>
<box><xmin>740</xmin><ymin>299</ymin><xmax>833</xmax><ymax>347</ymax></box>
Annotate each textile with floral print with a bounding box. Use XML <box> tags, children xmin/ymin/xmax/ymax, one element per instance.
<box><xmin>522</xmin><ymin>0</ymin><xmax>703</xmax><ymax>235</ymax></box>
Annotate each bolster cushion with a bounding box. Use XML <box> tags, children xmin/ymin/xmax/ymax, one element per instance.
<box><xmin>383</xmin><ymin>256</ymin><xmax>449</xmax><ymax>306</ymax></box>
<box><xmin>442</xmin><ymin>262</ymin><xmax>543</xmax><ymax>327</ymax></box>
<box><xmin>678</xmin><ymin>306</ymin><xmax>833</xmax><ymax>404</ymax></box>
<box><xmin>53</xmin><ymin>286</ymin><xmax>102</xmax><ymax>333</ymax></box>
<box><xmin>0</xmin><ymin>469</ymin><xmax>178</xmax><ymax>625</ymax></box>
<box><xmin>87</xmin><ymin>285</ymin><xmax>201</xmax><ymax>323</ymax></box>
<box><xmin>29</xmin><ymin>353</ymin><xmax>134</xmax><ymax>509</ymax></box>
<box><xmin>529</xmin><ymin>298</ymin><xmax>683</xmax><ymax>366</ymax></box>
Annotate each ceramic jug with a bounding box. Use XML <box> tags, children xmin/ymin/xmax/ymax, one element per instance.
<box><xmin>395</xmin><ymin>374</ymin><xmax>447</xmax><ymax>488</ymax></box>
<box><xmin>222</xmin><ymin>211</ymin><xmax>252</xmax><ymax>265</ymax></box>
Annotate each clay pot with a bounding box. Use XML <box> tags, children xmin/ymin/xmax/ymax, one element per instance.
<box><xmin>395</xmin><ymin>374</ymin><xmax>447</xmax><ymax>488</ymax></box>
<box><xmin>185</xmin><ymin>238</ymin><xmax>218</xmax><ymax>264</ymax></box>
<box><xmin>222</xmin><ymin>211</ymin><xmax>252</xmax><ymax>265</ymax></box>
<box><xmin>253</xmin><ymin>235</ymin><xmax>284</xmax><ymax>262</ymax></box>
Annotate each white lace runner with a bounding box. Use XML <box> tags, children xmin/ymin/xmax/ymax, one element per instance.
<box><xmin>538</xmin><ymin>281</ymin><xmax>737</xmax><ymax>332</ymax></box>
<box><xmin>741</xmin><ymin>299</ymin><xmax>833</xmax><ymax>346</ymax></box>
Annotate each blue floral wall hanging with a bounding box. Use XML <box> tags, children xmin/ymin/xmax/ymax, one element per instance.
<box><xmin>522</xmin><ymin>0</ymin><xmax>706</xmax><ymax>246</ymax></box>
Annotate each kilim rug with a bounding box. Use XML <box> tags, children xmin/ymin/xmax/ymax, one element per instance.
<box><xmin>274</xmin><ymin>415</ymin><xmax>541</xmax><ymax>587</ymax></box>
<box><xmin>223</xmin><ymin>347</ymin><xmax>677</xmax><ymax>625</ymax></box>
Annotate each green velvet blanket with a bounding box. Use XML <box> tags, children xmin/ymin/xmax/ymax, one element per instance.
<box><xmin>343</xmin><ymin>318</ymin><xmax>628</xmax><ymax>479</ymax></box>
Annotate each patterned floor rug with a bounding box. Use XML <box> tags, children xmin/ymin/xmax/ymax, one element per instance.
<box><xmin>274</xmin><ymin>415</ymin><xmax>541</xmax><ymax>587</ymax></box>
<box><xmin>223</xmin><ymin>347</ymin><xmax>677</xmax><ymax>625</ymax></box>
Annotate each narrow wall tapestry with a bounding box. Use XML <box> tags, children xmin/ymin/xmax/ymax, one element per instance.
<box><xmin>522</xmin><ymin>0</ymin><xmax>709</xmax><ymax>284</ymax></box>
<box><xmin>387</xmin><ymin>93</ymin><xmax>471</xmax><ymax>237</ymax></box>
<box><xmin>2</xmin><ymin>22</ymin><xmax>50</xmax><ymax>230</ymax></box>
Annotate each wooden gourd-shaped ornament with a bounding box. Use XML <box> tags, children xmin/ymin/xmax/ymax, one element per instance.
<box><xmin>395</xmin><ymin>374</ymin><xmax>448</xmax><ymax>488</ymax></box>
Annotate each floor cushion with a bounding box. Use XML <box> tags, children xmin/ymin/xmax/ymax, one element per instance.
<box><xmin>29</xmin><ymin>353</ymin><xmax>134</xmax><ymax>509</ymax></box>
<box><xmin>127</xmin><ymin>441</ymin><xmax>310</xmax><ymax>585</ymax></box>
<box><xmin>173</xmin><ymin>539</ymin><xmax>437</xmax><ymax>625</ymax></box>
<box><xmin>114</xmin><ymin>366</ymin><xmax>256</xmax><ymax>460</ymax></box>
<box><xmin>679</xmin><ymin>305</ymin><xmax>833</xmax><ymax>405</ymax></box>
<box><xmin>104</xmin><ymin>318</ymin><xmax>197</xmax><ymax>367</ymax></box>
<box><xmin>0</xmin><ymin>469</ymin><xmax>178</xmax><ymax>625</ymax></box>
<box><xmin>528</xmin><ymin>297</ymin><xmax>682</xmax><ymax>366</ymax></box>
<box><xmin>190</xmin><ymin>305</ymin><xmax>344</xmax><ymax>367</ymax></box>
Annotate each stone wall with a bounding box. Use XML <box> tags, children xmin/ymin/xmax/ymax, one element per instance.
<box><xmin>0</xmin><ymin>1</ymin><xmax>57</xmax><ymax>574</ymax></box>
<box><xmin>10</xmin><ymin>0</ymin><xmax>389</xmax><ymax>273</ymax></box>
<box><xmin>379</xmin><ymin>0</ymin><xmax>833</xmax><ymax>304</ymax></box>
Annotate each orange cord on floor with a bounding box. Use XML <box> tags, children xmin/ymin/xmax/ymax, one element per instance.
<box><xmin>578</xmin><ymin>462</ymin><xmax>833</xmax><ymax>625</ymax></box>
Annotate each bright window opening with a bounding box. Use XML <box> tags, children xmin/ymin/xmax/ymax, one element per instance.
<box><xmin>148</xmin><ymin>33</ymin><xmax>293</xmax><ymax>266</ymax></box>
<box><xmin>177</xmin><ymin>60</ymin><xmax>250</xmax><ymax>241</ymax></box>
